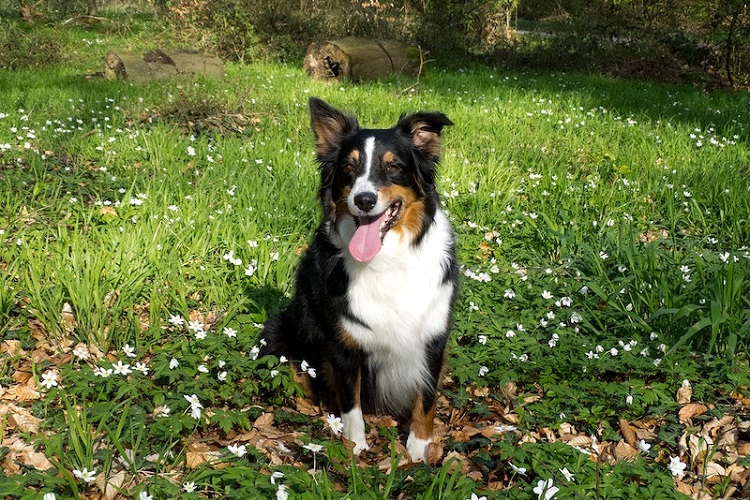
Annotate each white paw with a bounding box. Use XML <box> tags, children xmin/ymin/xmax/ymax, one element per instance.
<box><xmin>352</xmin><ymin>440</ymin><xmax>370</xmax><ymax>455</ymax></box>
<box><xmin>406</xmin><ymin>431</ymin><xmax>431</xmax><ymax>463</ymax></box>
<box><xmin>342</xmin><ymin>407</ymin><xmax>368</xmax><ymax>455</ymax></box>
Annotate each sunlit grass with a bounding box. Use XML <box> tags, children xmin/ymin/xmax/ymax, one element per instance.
<box><xmin>1</xmin><ymin>20</ymin><xmax>749</xmax><ymax>498</ymax></box>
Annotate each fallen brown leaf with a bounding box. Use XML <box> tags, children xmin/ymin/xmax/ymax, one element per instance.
<box><xmin>619</xmin><ymin>418</ymin><xmax>638</xmax><ymax>447</ymax></box>
<box><xmin>614</xmin><ymin>441</ymin><xmax>638</xmax><ymax>461</ymax></box>
<box><xmin>676</xmin><ymin>384</ymin><xmax>693</xmax><ymax>405</ymax></box>
<box><xmin>679</xmin><ymin>403</ymin><xmax>708</xmax><ymax>424</ymax></box>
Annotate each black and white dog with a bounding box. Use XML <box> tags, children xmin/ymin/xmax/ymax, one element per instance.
<box><xmin>262</xmin><ymin>97</ymin><xmax>457</xmax><ymax>462</ymax></box>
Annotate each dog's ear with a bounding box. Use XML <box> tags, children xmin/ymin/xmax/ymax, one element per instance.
<box><xmin>397</xmin><ymin>112</ymin><xmax>453</xmax><ymax>159</ymax></box>
<box><xmin>309</xmin><ymin>97</ymin><xmax>358</xmax><ymax>155</ymax></box>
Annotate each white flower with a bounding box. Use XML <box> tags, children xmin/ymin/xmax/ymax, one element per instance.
<box><xmin>506</xmin><ymin>330</ymin><xmax>516</xmax><ymax>338</ymax></box>
<box><xmin>112</xmin><ymin>360</ymin><xmax>132</xmax><ymax>376</ymax></box>
<box><xmin>227</xmin><ymin>444</ymin><xmax>247</xmax><ymax>457</ymax></box>
<box><xmin>187</xmin><ymin>319</ymin><xmax>205</xmax><ymax>333</ymax></box>
<box><xmin>154</xmin><ymin>405</ymin><xmax>171</xmax><ymax>417</ymax></box>
<box><xmin>668</xmin><ymin>456</ymin><xmax>687</xmax><ymax>477</ymax></box>
<box><xmin>477</xmin><ymin>335</ymin><xmax>487</xmax><ymax>345</ymax></box>
<box><xmin>187</xmin><ymin>146</ymin><xmax>196</xmax><ymax>156</ymax></box>
<box><xmin>93</xmin><ymin>366</ymin><xmax>113</xmax><ymax>378</ymax></box>
<box><xmin>307</xmin><ymin>367</ymin><xmax>317</xmax><ymax>378</ymax></box>
<box><xmin>218</xmin><ymin>371</ymin><xmax>227</xmax><ymax>381</ymax></box>
<box><xmin>169</xmin><ymin>358</ymin><xmax>179</xmax><ymax>369</ymax></box>
<box><xmin>509</xmin><ymin>462</ymin><xmax>527</xmax><ymax>476</ymax></box>
<box><xmin>327</xmin><ymin>414</ymin><xmax>344</xmax><ymax>436</ymax></box>
<box><xmin>139</xmin><ymin>491</ymin><xmax>154</xmax><ymax>500</ymax></box>
<box><xmin>122</xmin><ymin>344</ymin><xmax>137</xmax><ymax>358</ymax></box>
<box><xmin>542</xmin><ymin>290</ymin><xmax>553</xmax><ymax>299</ymax></box>
<box><xmin>183</xmin><ymin>481</ymin><xmax>197</xmax><ymax>493</ymax></box>
<box><xmin>559</xmin><ymin>468</ymin><xmax>575</xmax><ymax>482</ymax></box>
<box><xmin>72</xmin><ymin>344</ymin><xmax>90</xmax><ymax>360</ymax></box>
<box><xmin>168</xmin><ymin>314</ymin><xmax>184</xmax><ymax>327</ymax></box>
<box><xmin>134</xmin><ymin>362</ymin><xmax>149</xmax><ymax>375</ymax></box>
<box><xmin>599</xmin><ymin>251</ymin><xmax>609</xmax><ymax>260</ymax></box>
<box><xmin>478</xmin><ymin>366</ymin><xmax>489</xmax><ymax>377</ymax></box>
<box><xmin>223</xmin><ymin>327</ymin><xmax>238</xmax><ymax>338</ymax></box>
<box><xmin>637</xmin><ymin>440</ymin><xmax>651</xmax><ymax>452</ymax></box>
<box><xmin>73</xmin><ymin>467</ymin><xmax>97</xmax><ymax>483</ymax></box>
<box><xmin>533</xmin><ymin>478</ymin><xmax>559</xmax><ymax>499</ymax></box>
<box><xmin>504</xmin><ymin>289</ymin><xmax>516</xmax><ymax>299</ymax></box>
<box><xmin>40</xmin><ymin>371</ymin><xmax>58</xmax><ymax>390</ymax></box>
<box><xmin>467</xmin><ymin>494</ymin><xmax>487</xmax><ymax>500</ymax></box>
<box><xmin>276</xmin><ymin>484</ymin><xmax>289</xmax><ymax>500</ymax></box>
<box><xmin>303</xmin><ymin>442</ymin><xmax>324</xmax><ymax>453</ymax></box>
<box><xmin>270</xmin><ymin>471</ymin><xmax>284</xmax><ymax>485</ymax></box>
<box><xmin>197</xmin><ymin>364</ymin><xmax>209</xmax><ymax>373</ymax></box>
<box><xmin>43</xmin><ymin>494</ymin><xmax>56</xmax><ymax>500</ymax></box>
<box><xmin>626</xmin><ymin>394</ymin><xmax>633</xmax><ymax>405</ymax></box>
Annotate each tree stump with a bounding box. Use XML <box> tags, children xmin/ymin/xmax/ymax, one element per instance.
<box><xmin>303</xmin><ymin>37</ymin><xmax>424</xmax><ymax>82</ymax></box>
<box><xmin>103</xmin><ymin>49</ymin><xmax>225</xmax><ymax>83</ymax></box>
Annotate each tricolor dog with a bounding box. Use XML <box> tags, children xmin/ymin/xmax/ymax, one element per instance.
<box><xmin>261</xmin><ymin>97</ymin><xmax>457</xmax><ymax>462</ymax></box>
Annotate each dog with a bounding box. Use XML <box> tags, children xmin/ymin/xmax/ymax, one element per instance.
<box><xmin>261</xmin><ymin>97</ymin><xmax>457</xmax><ymax>463</ymax></box>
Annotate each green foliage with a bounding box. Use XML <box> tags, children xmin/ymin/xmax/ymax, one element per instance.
<box><xmin>1</xmin><ymin>14</ymin><xmax>749</xmax><ymax>496</ymax></box>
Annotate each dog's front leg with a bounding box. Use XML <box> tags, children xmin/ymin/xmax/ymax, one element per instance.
<box><xmin>339</xmin><ymin>368</ymin><xmax>369</xmax><ymax>454</ymax></box>
<box><xmin>406</xmin><ymin>390</ymin><xmax>435</xmax><ymax>462</ymax></box>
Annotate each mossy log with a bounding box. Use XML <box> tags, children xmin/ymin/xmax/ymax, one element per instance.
<box><xmin>104</xmin><ymin>49</ymin><xmax>224</xmax><ymax>83</ymax></box>
<box><xmin>303</xmin><ymin>37</ymin><xmax>424</xmax><ymax>81</ymax></box>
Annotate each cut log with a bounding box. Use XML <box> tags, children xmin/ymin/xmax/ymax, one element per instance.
<box><xmin>103</xmin><ymin>49</ymin><xmax>224</xmax><ymax>83</ymax></box>
<box><xmin>303</xmin><ymin>37</ymin><xmax>424</xmax><ymax>81</ymax></box>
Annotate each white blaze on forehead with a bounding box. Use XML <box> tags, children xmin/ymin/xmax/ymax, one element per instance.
<box><xmin>350</xmin><ymin>136</ymin><xmax>377</xmax><ymax>202</ymax></box>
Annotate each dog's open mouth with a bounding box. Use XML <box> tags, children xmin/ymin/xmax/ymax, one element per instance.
<box><xmin>349</xmin><ymin>200</ymin><xmax>402</xmax><ymax>262</ymax></box>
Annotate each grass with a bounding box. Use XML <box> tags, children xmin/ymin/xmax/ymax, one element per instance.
<box><xmin>1</xmin><ymin>12</ymin><xmax>750</xmax><ymax>500</ymax></box>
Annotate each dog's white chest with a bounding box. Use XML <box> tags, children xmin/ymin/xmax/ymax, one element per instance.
<box><xmin>338</xmin><ymin>210</ymin><xmax>455</xmax><ymax>410</ymax></box>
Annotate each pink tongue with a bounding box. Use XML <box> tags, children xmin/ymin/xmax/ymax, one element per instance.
<box><xmin>349</xmin><ymin>212</ymin><xmax>387</xmax><ymax>262</ymax></box>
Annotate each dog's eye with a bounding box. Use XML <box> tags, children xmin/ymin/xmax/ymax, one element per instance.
<box><xmin>385</xmin><ymin>163</ymin><xmax>401</xmax><ymax>174</ymax></box>
<box><xmin>344</xmin><ymin>163</ymin><xmax>356</xmax><ymax>173</ymax></box>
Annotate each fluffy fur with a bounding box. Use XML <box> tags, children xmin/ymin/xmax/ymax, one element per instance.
<box><xmin>261</xmin><ymin>97</ymin><xmax>457</xmax><ymax>462</ymax></box>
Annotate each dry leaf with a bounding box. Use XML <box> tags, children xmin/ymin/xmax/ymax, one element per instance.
<box><xmin>61</xmin><ymin>302</ymin><xmax>76</xmax><ymax>333</ymax></box>
<box><xmin>103</xmin><ymin>470</ymin><xmax>128</xmax><ymax>500</ymax></box>
<box><xmin>619</xmin><ymin>419</ymin><xmax>638</xmax><ymax>447</ymax></box>
<box><xmin>614</xmin><ymin>441</ymin><xmax>638</xmax><ymax>461</ymax></box>
<box><xmin>0</xmin><ymin>340</ymin><xmax>24</xmax><ymax>356</ymax></box>
<box><xmin>4</xmin><ymin>404</ymin><xmax>42</xmax><ymax>433</ymax></box>
<box><xmin>99</xmin><ymin>206</ymin><xmax>118</xmax><ymax>217</ymax></box>
<box><xmin>186</xmin><ymin>443</ymin><xmax>220</xmax><ymax>468</ymax></box>
<box><xmin>679</xmin><ymin>403</ymin><xmax>708</xmax><ymax>424</ymax></box>
<box><xmin>254</xmin><ymin>412</ymin><xmax>275</xmax><ymax>427</ymax></box>
<box><xmin>676</xmin><ymin>385</ymin><xmax>693</xmax><ymax>405</ymax></box>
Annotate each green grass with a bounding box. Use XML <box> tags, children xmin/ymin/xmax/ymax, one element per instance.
<box><xmin>1</xmin><ymin>13</ymin><xmax>750</xmax><ymax>500</ymax></box>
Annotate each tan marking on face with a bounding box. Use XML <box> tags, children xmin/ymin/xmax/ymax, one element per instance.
<box><xmin>384</xmin><ymin>184</ymin><xmax>425</xmax><ymax>243</ymax></box>
<box><xmin>347</xmin><ymin>149</ymin><xmax>360</xmax><ymax>166</ymax></box>
<box><xmin>382</xmin><ymin>151</ymin><xmax>396</xmax><ymax>165</ymax></box>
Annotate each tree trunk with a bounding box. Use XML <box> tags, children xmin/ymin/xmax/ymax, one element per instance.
<box><xmin>103</xmin><ymin>49</ymin><xmax>225</xmax><ymax>82</ymax></box>
<box><xmin>303</xmin><ymin>37</ymin><xmax>425</xmax><ymax>81</ymax></box>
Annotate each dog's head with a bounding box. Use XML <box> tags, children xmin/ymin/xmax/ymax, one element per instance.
<box><xmin>309</xmin><ymin>97</ymin><xmax>453</xmax><ymax>263</ymax></box>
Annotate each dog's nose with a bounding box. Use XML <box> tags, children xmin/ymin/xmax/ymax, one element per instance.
<box><xmin>353</xmin><ymin>192</ymin><xmax>377</xmax><ymax>212</ymax></box>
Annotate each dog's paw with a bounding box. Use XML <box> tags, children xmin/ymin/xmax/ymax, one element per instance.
<box><xmin>352</xmin><ymin>440</ymin><xmax>370</xmax><ymax>455</ymax></box>
<box><xmin>406</xmin><ymin>432</ymin><xmax>431</xmax><ymax>463</ymax></box>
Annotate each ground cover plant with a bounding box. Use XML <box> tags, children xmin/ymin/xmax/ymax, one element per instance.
<box><xmin>1</xmin><ymin>16</ymin><xmax>750</xmax><ymax>500</ymax></box>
